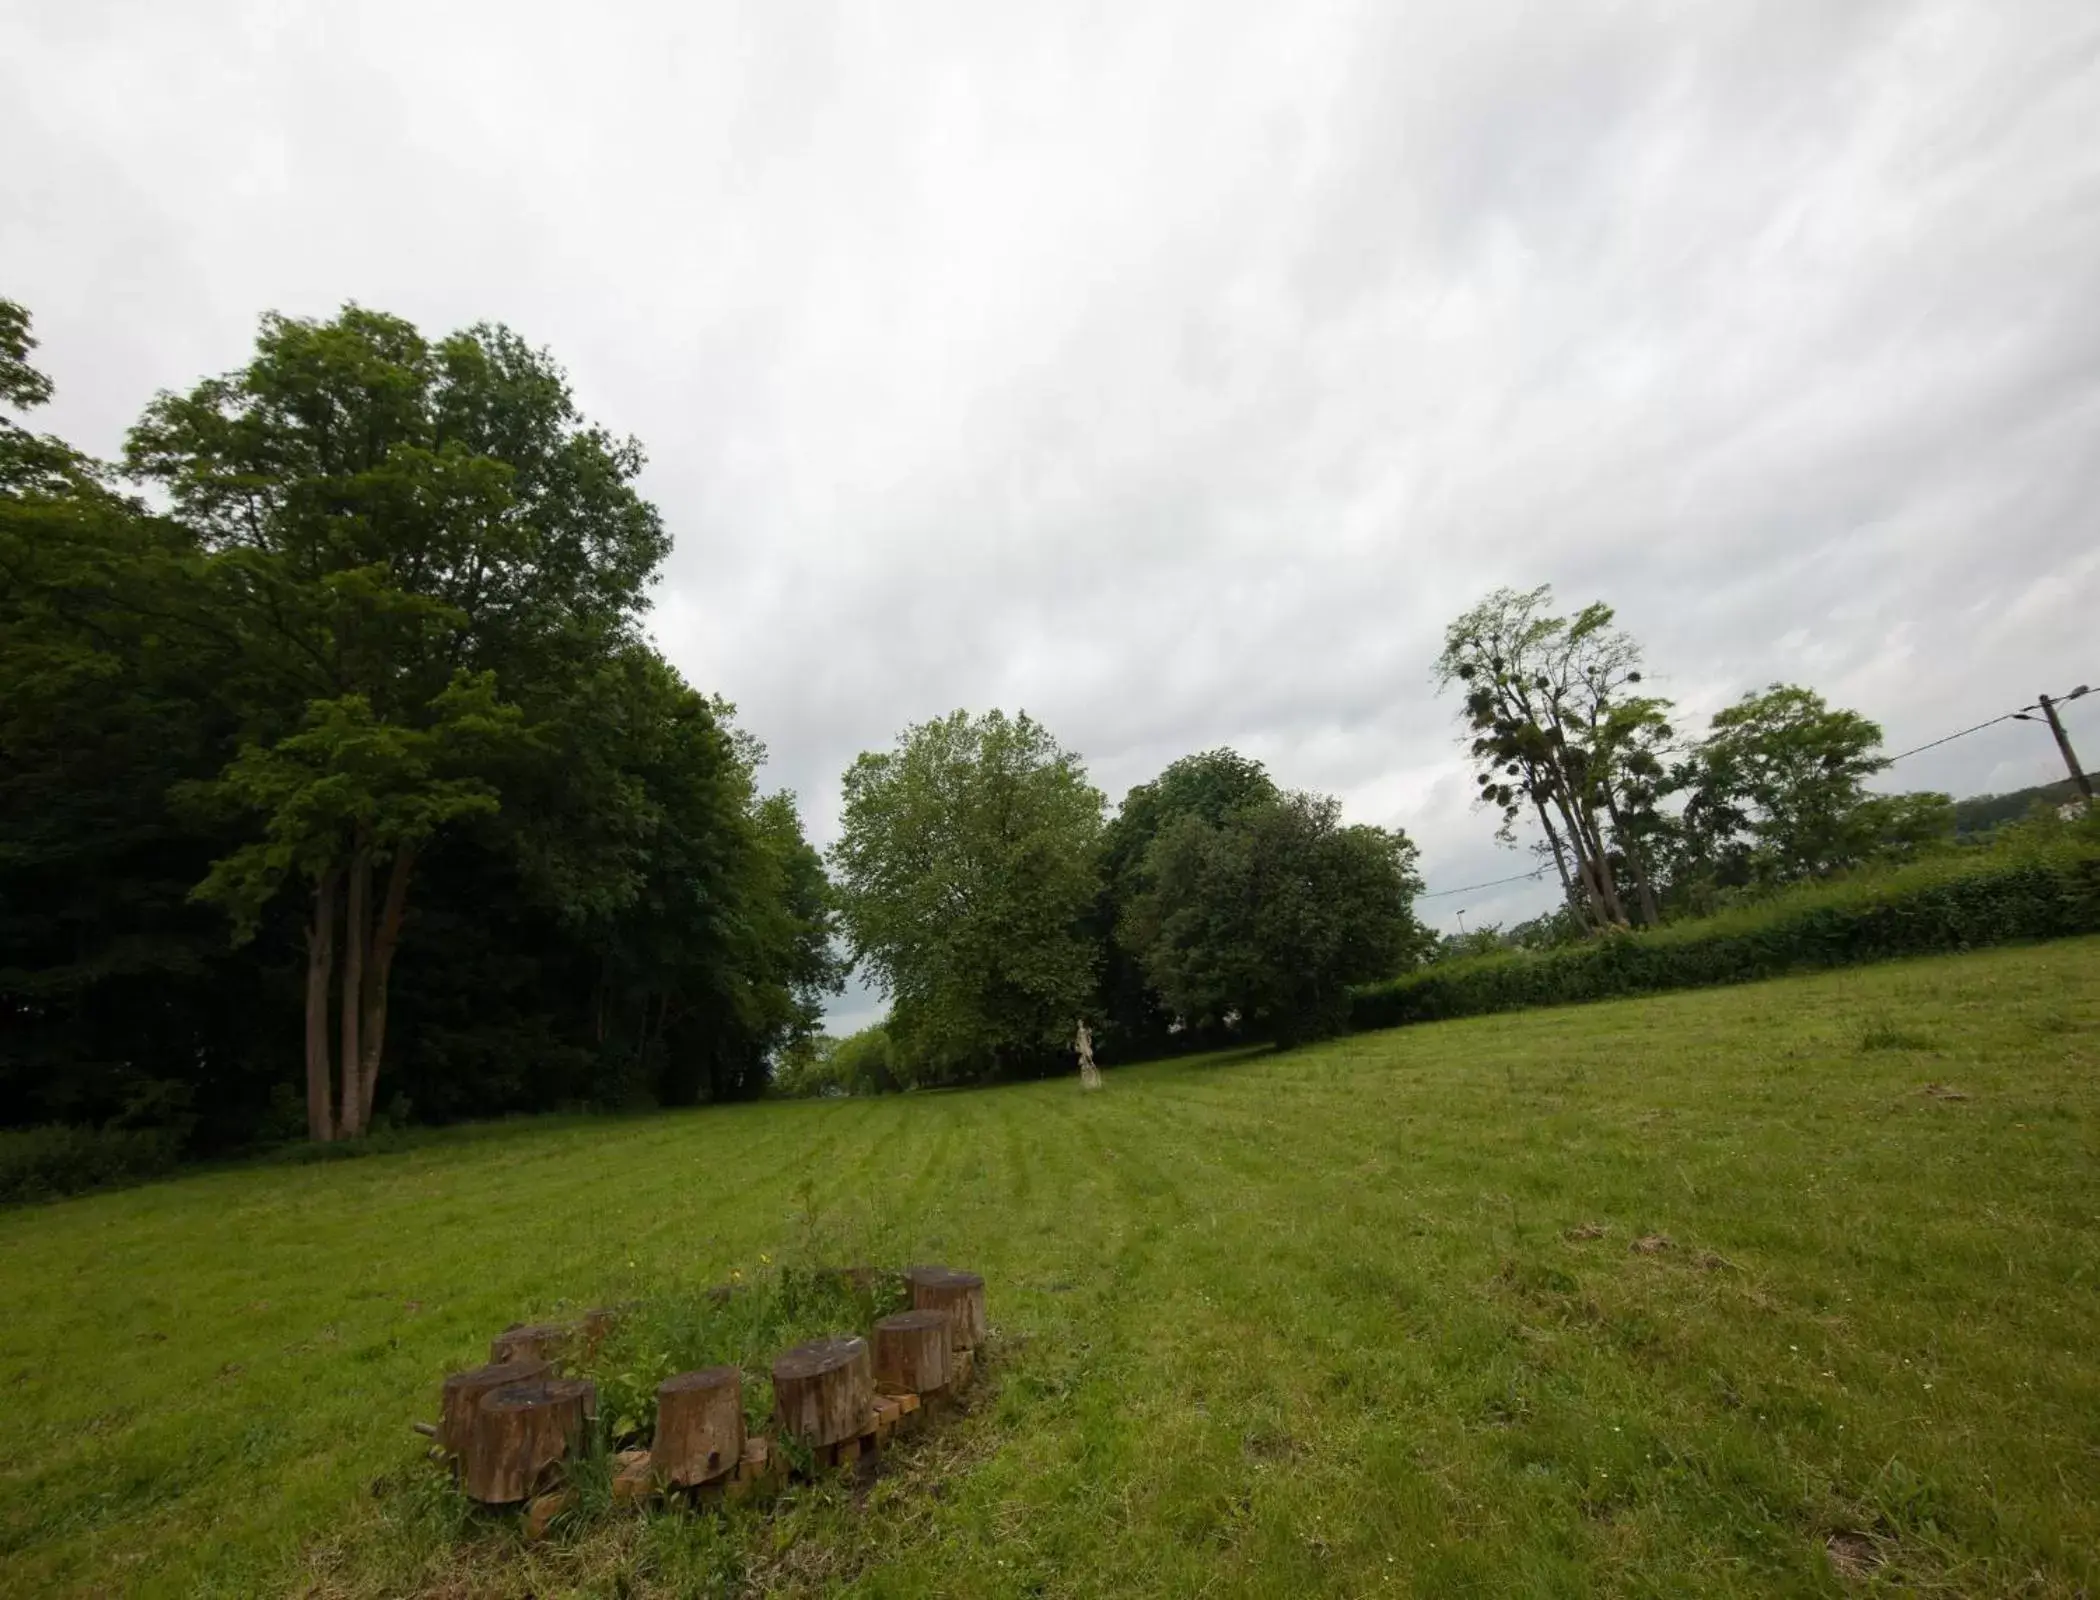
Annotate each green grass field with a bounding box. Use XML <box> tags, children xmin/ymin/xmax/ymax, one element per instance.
<box><xmin>4</xmin><ymin>940</ymin><xmax>2098</xmax><ymax>1598</ymax></box>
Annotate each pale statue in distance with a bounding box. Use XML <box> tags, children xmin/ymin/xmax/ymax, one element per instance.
<box><xmin>1075</xmin><ymin>1019</ymin><xmax>1102</xmax><ymax>1090</ymax></box>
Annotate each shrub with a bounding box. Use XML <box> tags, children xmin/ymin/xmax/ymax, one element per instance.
<box><xmin>0</xmin><ymin>1123</ymin><xmax>183</xmax><ymax>1205</ymax></box>
<box><xmin>1351</xmin><ymin>824</ymin><xmax>2100</xmax><ymax>1032</ymax></box>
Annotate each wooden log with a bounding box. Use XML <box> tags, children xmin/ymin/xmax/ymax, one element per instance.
<box><xmin>580</xmin><ymin>1305</ymin><xmax>627</xmax><ymax>1357</ymax></box>
<box><xmin>523</xmin><ymin>1486</ymin><xmax>576</xmax><ymax>1540</ymax></box>
<box><xmin>770</xmin><ymin>1335</ymin><xmax>872</xmax><ymax>1448</ymax></box>
<box><xmin>437</xmin><ymin>1359</ymin><xmax>549</xmax><ymax>1457</ymax></box>
<box><xmin>872</xmin><ymin>1309</ymin><xmax>952</xmax><ymax>1395</ymax></box>
<box><xmin>490</xmin><ymin>1321</ymin><xmax>575</xmax><ymax>1368</ymax></box>
<box><xmin>905</xmin><ymin>1265</ymin><xmax>987</xmax><ymax>1350</ymax></box>
<box><xmin>463</xmin><ymin>1377</ymin><xmax>595</xmax><ymax>1504</ymax></box>
<box><xmin>654</xmin><ymin>1365</ymin><xmax>746</xmax><ymax>1487</ymax></box>
<box><xmin>722</xmin><ymin>1436</ymin><xmax>781</xmax><ymax>1503</ymax></box>
<box><xmin>611</xmin><ymin>1448</ymin><xmax>655</xmax><ymax>1504</ymax></box>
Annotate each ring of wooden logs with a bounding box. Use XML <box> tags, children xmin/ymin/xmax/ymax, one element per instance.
<box><xmin>464</xmin><ymin>1377</ymin><xmax>596</xmax><ymax>1504</ymax></box>
<box><xmin>872</xmin><ymin>1310</ymin><xmax>951</xmax><ymax>1395</ymax></box>
<box><xmin>771</xmin><ymin>1335</ymin><xmax>872</xmax><ymax>1448</ymax></box>
<box><xmin>654</xmin><ymin>1365</ymin><xmax>746</xmax><ymax>1487</ymax></box>
<box><xmin>442</xmin><ymin>1266</ymin><xmax>988</xmax><ymax>1514</ymax></box>
<box><xmin>904</xmin><ymin>1265</ymin><xmax>987</xmax><ymax>1350</ymax></box>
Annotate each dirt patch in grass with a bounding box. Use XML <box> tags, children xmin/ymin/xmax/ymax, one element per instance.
<box><xmin>1630</xmin><ymin>1233</ymin><xmax>1673</xmax><ymax>1255</ymax></box>
<box><xmin>1919</xmin><ymin>1083</ymin><xmax>1970</xmax><ymax>1101</ymax></box>
<box><xmin>1825</xmin><ymin>1529</ymin><xmax>1883</xmax><ymax>1582</ymax></box>
<box><xmin>1563</xmin><ymin>1221</ymin><xmax>1609</xmax><ymax>1242</ymax></box>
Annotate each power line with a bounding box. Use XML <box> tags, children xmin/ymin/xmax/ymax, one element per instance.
<box><xmin>1882</xmin><ymin>681</ymin><xmax>2092</xmax><ymax>766</ymax></box>
<box><xmin>1418</xmin><ymin>864</ymin><xmax>1549</xmax><ymax>900</ymax></box>
<box><xmin>1419</xmin><ymin>681</ymin><xmax>2093</xmax><ymax>900</ymax></box>
<box><xmin>1880</xmin><ymin>712</ymin><xmax>2020</xmax><ymax>765</ymax></box>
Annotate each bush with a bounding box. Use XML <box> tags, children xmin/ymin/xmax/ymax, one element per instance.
<box><xmin>0</xmin><ymin>1123</ymin><xmax>183</xmax><ymax>1205</ymax></box>
<box><xmin>1352</xmin><ymin>823</ymin><xmax>2100</xmax><ymax>1032</ymax></box>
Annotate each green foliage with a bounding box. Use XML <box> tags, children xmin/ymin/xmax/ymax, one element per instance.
<box><xmin>1667</xmin><ymin>683</ymin><xmax>1952</xmax><ymax>893</ymax></box>
<box><xmin>1952</xmin><ymin>775</ymin><xmax>2094</xmax><ymax>835</ymax></box>
<box><xmin>1127</xmin><ymin>790</ymin><xmax>1426</xmax><ymax>1046</ymax></box>
<box><xmin>0</xmin><ymin>1123</ymin><xmax>182</xmax><ymax>1204</ymax></box>
<box><xmin>1353</xmin><ymin>820</ymin><xmax>2100</xmax><ymax>1031</ymax></box>
<box><xmin>2</xmin><ymin>297</ymin><xmax>838</xmax><ymax>1145</ymax></box>
<box><xmin>185</xmin><ymin>677</ymin><xmax>521</xmax><ymax>939</ymax></box>
<box><xmin>585</xmin><ymin>1265</ymin><xmax>908</xmax><ymax>1445</ymax></box>
<box><xmin>832</xmin><ymin>710</ymin><xmax>1104</xmax><ymax>1083</ymax></box>
<box><xmin>1094</xmin><ymin>749</ymin><xmax>1280</xmax><ymax>1052</ymax></box>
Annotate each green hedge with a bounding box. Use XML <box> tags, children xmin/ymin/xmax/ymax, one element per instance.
<box><xmin>1352</xmin><ymin>828</ymin><xmax>2100</xmax><ymax>1032</ymax></box>
<box><xmin>0</xmin><ymin>1123</ymin><xmax>184</xmax><ymax>1205</ymax></box>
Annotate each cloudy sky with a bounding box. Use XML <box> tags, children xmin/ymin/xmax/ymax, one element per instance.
<box><xmin>8</xmin><ymin>0</ymin><xmax>2099</xmax><ymax>1022</ymax></box>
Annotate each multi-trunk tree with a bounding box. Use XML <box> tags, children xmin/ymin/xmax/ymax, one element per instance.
<box><xmin>124</xmin><ymin>307</ymin><xmax>670</xmax><ymax>1140</ymax></box>
<box><xmin>1436</xmin><ymin>587</ymin><xmax>1956</xmax><ymax>929</ymax></box>
<box><xmin>1436</xmin><ymin>586</ymin><xmax>1665</xmax><ymax>931</ymax></box>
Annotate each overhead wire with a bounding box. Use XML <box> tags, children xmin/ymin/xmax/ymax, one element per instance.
<box><xmin>1416</xmin><ymin>680</ymin><xmax>2092</xmax><ymax>901</ymax></box>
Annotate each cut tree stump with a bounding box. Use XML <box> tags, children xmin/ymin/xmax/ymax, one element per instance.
<box><xmin>580</xmin><ymin>1305</ymin><xmax>627</xmax><ymax>1357</ymax></box>
<box><xmin>872</xmin><ymin>1310</ymin><xmax>952</xmax><ymax>1395</ymax></box>
<box><xmin>771</xmin><ymin>1335</ymin><xmax>871</xmax><ymax>1449</ymax></box>
<box><xmin>905</xmin><ymin>1265</ymin><xmax>987</xmax><ymax>1350</ymax></box>
<box><xmin>489</xmin><ymin>1321</ymin><xmax>576</xmax><ymax>1368</ymax></box>
<box><xmin>655</xmin><ymin>1365</ymin><xmax>746</xmax><ymax>1487</ymax></box>
<box><xmin>437</xmin><ymin>1359</ymin><xmax>549</xmax><ymax>1458</ymax></box>
<box><xmin>463</xmin><ymin>1377</ymin><xmax>595</xmax><ymax>1504</ymax></box>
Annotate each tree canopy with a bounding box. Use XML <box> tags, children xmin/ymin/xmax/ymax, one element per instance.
<box><xmin>2</xmin><ymin>299</ymin><xmax>837</xmax><ymax>1149</ymax></box>
<box><xmin>1121</xmin><ymin>790</ymin><xmax>1425</xmax><ymax>1046</ymax></box>
<box><xmin>831</xmin><ymin>710</ymin><xmax>1104</xmax><ymax>1084</ymax></box>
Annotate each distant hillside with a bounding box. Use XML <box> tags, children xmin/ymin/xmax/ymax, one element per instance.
<box><xmin>1952</xmin><ymin>774</ymin><xmax>2094</xmax><ymax>834</ymax></box>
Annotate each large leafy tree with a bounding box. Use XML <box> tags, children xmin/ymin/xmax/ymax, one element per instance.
<box><xmin>125</xmin><ymin>306</ymin><xmax>668</xmax><ymax>1139</ymax></box>
<box><xmin>1124</xmin><ymin>791</ymin><xmax>1424</xmax><ymax>1047</ymax></box>
<box><xmin>1436</xmin><ymin>586</ymin><xmax>1671</xmax><ymax>931</ymax></box>
<box><xmin>1670</xmin><ymin>685</ymin><xmax>1951</xmax><ymax>890</ymax></box>
<box><xmin>1094</xmin><ymin>749</ymin><xmax>1279</xmax><ymax>1051</ymax></box>
<box><xmin>2</xmin><ymin>301</ymin><xmax>284</xmax><ymax>1135</ymax></box>
<box><xmin>832</xmin><ymin>710</ymin><xmax>1103</xmax><ymax>1083</ymax></box>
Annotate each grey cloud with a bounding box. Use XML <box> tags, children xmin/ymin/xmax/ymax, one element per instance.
<box><xmin>7</xmin><ymin>0</ymin><xmax>2099</xmax><ymax>978</ymax></box>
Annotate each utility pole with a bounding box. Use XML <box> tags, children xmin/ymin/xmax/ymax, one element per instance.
<box><xmin>2033</xmin><ymin>687</ymin><xmax>2094</xmax><ymax>801</ymax></box>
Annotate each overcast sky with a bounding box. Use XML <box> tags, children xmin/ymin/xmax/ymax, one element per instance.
<box><xmin>7</xmin><ymin>1</ymin><xmax>2099</xmax><ymax>1025</ymax></box>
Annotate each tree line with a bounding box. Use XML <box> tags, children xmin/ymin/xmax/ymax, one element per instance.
<box><xmin>2</xmin><ymin>300</ymin><xmax>841</xmax><ymax>1153</ymax></box>
<box><xmin>3</xmin><ymin>294</ymin><xmax>1997</xmax><ymax>1143</ymax></box>
<box><xmin>1430</xmin><ymin>585</ymin><xmax>1957</xmax><ymax>958</ymax></box>
<box><xmin>779</xmin><ymin>716</ymin><xmax>1425</xmax><ymax>1095</ymax></box>
<box><xmin>793</xmin><ymin>602</ymin><xmax>1977</xmax><ymax>1092</ymax></box>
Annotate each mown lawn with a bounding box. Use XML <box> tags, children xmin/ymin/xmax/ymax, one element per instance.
<box><xmin>3</xmin><ymin>939</ymin><xmax>2098</xmax><ymax>1598</ymax></box>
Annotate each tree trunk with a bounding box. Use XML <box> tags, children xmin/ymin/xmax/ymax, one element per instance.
<box><xmin>463</xmin><ymin>1378</ymin><xmax>595</xmax><ymax>1504</ymax></box>
<box><xmin>304</xmin><ymin>870</ymin><xmax>339</xmax><ymax>1143</ymax></box>
<box><xmin>872</xmin><ymin>1310</ymin><xmax>952</xmax><ymax>1394</ymax></box>
<box><xmin>771</xmin><ymin>1336</ymin><xmax>872</xmax><ymax>1448</ymax></box>
<box><xmin>438</xmin><ymin>1359</ymin><xmax>549</xmax><ymax>1458</ymax></box>
<box><xmin>1529</xmin><ymin>795</ymin><xmax>1578</xmax><ymax>909</ymax></box>
<box><xmin>905</xmin><ymin>1265</ymin><xmax>987</xmax><ymax>1350</ymax></box>
<box><xmin>357</xmin><ymin>847</ymin><xmax>413</xmax><ymax>1132</ymax></box>
<box><xmin>1550</xmin><ymin>790</ymin><xmax>1612</xmax><ymax>930</ymax></box>
<box><xmin>1604</xmin><ymin>790</ymin><xmax>1661</xmax><ymax>927</ymax></box>
<box><xmin>1578</xmin><ymin>803</ymin><xmax>1631</xmax><ymax>927</ymax></box>
<box><xmin>338</xmin><ymin>845</ymin><xmax>371</xmax><ymax>1137</ymax></box>
<box><xmin>654</xmin><ymin>1366</ymin><xmax>745</xmax><ymax>1487</ymax></box>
